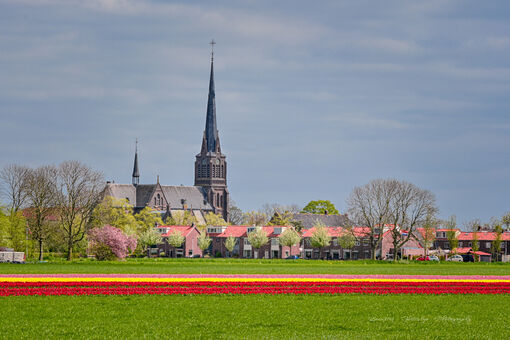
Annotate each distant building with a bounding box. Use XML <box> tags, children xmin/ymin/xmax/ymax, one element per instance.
<box><xmin>103</xmin><ymin>46</ymin><xmax>229</xmax><ymax>222</ymax></box>
<box><xmin>290</xmin><ymin>213</ymin><xmax>351</xmax><ymax>229</ymax></box>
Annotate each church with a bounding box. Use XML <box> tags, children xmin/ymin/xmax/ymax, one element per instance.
<box><xmin>103</xmin><ymin>45</ymin><xmax>229</xmax><ymax>223</ymax></box>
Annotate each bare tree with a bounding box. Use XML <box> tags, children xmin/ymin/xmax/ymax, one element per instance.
<box><xmin>387</xmin><ymin>180</ymin><xmax>437</xmax><ymax>261</ymax></box>
<box><xmin>0</xmin><ymin>164</ymin><xmax>29</xmax><ymax>212</ymax></box>
<box><xmin>347</xmin><ymin>179</ymin><xmax>397</xmax><ymax>260</ymax></box>
<box><xmin>261</xmin><ymin>203</ymin><xmax>301</xmax><ymax>218</ymax></box>
<box><xmin>243</xmin><ymin>211</ymin><xmax>268</xmax><ymax>226</ymax></box>
<box><xmin>228</xmin><ymin>201</ymin><xmax>244</xmax><ymax>225</ymax></box>
<box><xmin>55</xmin><ymin>161</ymin><xmax>103</xmax><ymax>260</ymax></box>
<box><xmin>24</xmin><ymin>166</ymin><xmax>58</xmax><ymax>261</ymax></box>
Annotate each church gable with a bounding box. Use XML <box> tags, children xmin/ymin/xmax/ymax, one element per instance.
<box><xmin>146</xmin><ymin>183</ymin><xmax>167</xmax><ymax>211</ymax></box>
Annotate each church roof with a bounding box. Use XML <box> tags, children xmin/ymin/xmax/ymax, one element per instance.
<box><xmin>161</xmin><ymin>185</ymin><xmax>213</xmax><ymax>210</ymax></box>
<box><xmin>104</xmin><ymin>183</ymin><xmax>213</xmax><ymax>210</ymax></box>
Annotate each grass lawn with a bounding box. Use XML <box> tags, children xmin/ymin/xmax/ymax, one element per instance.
<box><xmin>1</xmin><ymin>258</ymin><xmax>510</xmax><ymax>275</ymax></box>
<box><xmin>1</xmin><ymin>294</ymin><xmax>509</xmax><ymax>339</ymax></box>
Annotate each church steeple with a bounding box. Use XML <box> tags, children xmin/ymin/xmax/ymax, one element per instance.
<box><xmin>132</xmin><ymin>139</ymin><xmax>140</xmax><ymax>186</ymax></box>
<box><xmin>204</xmin><ymin>39</ymin><xmax>220</xmax><ymax>154</ymax></box>
<box><xmin>195</xmin><ymin>40</ymin><xmax>229</xmax><ymax>222</ymax></box>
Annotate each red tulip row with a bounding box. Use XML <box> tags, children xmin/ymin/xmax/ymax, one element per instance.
<box><xmin>1</xmin><ymin>280</ymin><xmax>510</xmax><ymax>296</ymax></box>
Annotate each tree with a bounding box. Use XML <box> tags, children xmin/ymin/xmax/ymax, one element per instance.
<box><xmin>55</xmin><ymin>161</ymin><xmax>104</xmax><ymax>260</ymax></box>
<box><xmin>301</xmin><ymin>200</ymin><xmax>339</xmax><ymax>215</ymax></box>
<box><xmin>228</xmin><ymin>200</ymin><xmax>244</xmax><ymax>225</ymax></box>
<box><xmin>310</xmin><ymin>221</ymin><xmax>331</xmax><ymax>259</ymax></box>
<box><xmin>135</xmin><ymin>207</ymin><xmax>163</xmax><ymax>233</ymax></box>
<box><xmin>24</xmin><ymin>166</ymin><xmax>58</xmax><ymax>261</ymax></box>
<box><xmin>338</xmin><ymin>230</ymin><xmax>356</xmax><ymax>256</ymax></box>
<box><xmin>491</xmin><ymin>225</ymin><xmax>503</xmax><ymax>261</ymax></box>
<box><xmin>0</xmin><ymin>164</ymin><xmax>30</xmax><ymax>251</ymax></box>
<box><xmin>165</xmin><ymin>210</ymin><xmax>197</xmax><ymax>226</ymax></box>
<box><xmin>243</xmin><ymin>211</ymin><xmax>267</xmax><ymax>226</ymax></box>
<box><xmin>261</xmin><ymin>203</ymin><xmax>301</xmax><ymax>217</ymax></box>
<box><xmin>445</xmin><ymin>215</ymin><xmax>458</xmax><ymax>252</ymax></box>
<box><xmin>278</xmin><ymin>228</ymin><xmax>301</xmax><ymax>257</ymax></box>
<box><xmin>386</xmin><ymin>180</ymin><xmax>437</xmax><ymax>262</ymax></box>
<box><xmin>197</xmin><ymin>232</ymin><xmax>212</xmax><ymax>256</ymax></box>
<box><xmin>0</xmin><ymin>164</ymin><xmax>29</xmax><ymax>213</ymax></box>
<box><xmin>224</xmin><ymin>236</ymin><xmax>236</xmax><ymax>256</ymax></box>
<box><xmin>247</xmin><ymin>227</ymin><xmax>268</xmax><ymax>258</ymax></box>
<box><xmin>138</xmin><ymin>227</ymin><xmax>162</xmax><ymax>256</ymax></box>
<box><xmin>501</xmin><ymin>212</ymin><xmax>510</xmax><ymax>230</ymax></box>
<box><xmin>91</xmin><ymin>197</ymin><xmax>137</xmax><ymax>233</ymax></box>
<box><xmin>166</xmin><ymin>229</ymin><xmax>185</xmax><ymax>257</ymax></box>
<box><xmin>290</xmin><ymin>219</ymin><xmax>305</xmax><ymax>233</ymax></box>
<box><xmin>420</xmin><ymin>214</ymin><xmax>437</xmax><ymax>256</ymax></box>
<box><xmin>347</xmin><ymin>179</ymin><xmax>398</xmax><ymax>260</ymax></box>
<box><xmin>268</xmin><ymin>211</ymin><xmax>295</xmax><ymax>226</ymax></box>
<box><xmin>88</xmin><ymin>225</ymin><xmax>137</xmax><ymax>260</ymax></box>
<box><xmin>203</xmin><ymin>212</ymin><xmax>227</xmax><ymax>226</ymax></box>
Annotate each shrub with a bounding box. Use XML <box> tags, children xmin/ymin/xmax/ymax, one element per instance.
<box><xmin>88</xmin><ymin>225</ymin><xmax>137</xmax><ymax>260</ymax></box>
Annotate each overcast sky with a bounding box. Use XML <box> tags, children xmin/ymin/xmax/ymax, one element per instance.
<box><xmin>1</xmin><ymin>0</ymin><xmax>509</xmax><ymax>225</ymax></box>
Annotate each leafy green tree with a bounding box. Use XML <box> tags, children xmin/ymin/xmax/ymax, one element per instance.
<box><xmin>445</xmin><ymin>215</ymin><xmax>458</xmax><ymax>251</ymax></box>
<box><xmin>135</xmin><ymin>207</ymin><xmax>163</xmax><ymax>233</ymax></box>
<box><xmin>203</xmin><ymin>212</ymin><xmax>227</xmax><ymax>226</ymax></box>
<box><xmin>268</xmin><ymin>211</ymin><xmax>294</xmax><ymax>226</ymax></box>
<box><xmin>278</xmin><ymin>228</ymin><xmax>301</xmax><ymax>257</ymax></box>
<box><xmin>138</xmin><ymin>227</ymin><xmax>162</xmax><ymax>255</ymax></box>
<box><xmin>301</xmin><ymin>200</ymin><xmax>339</xmax><ymax>215</ymax></box>
<box><xmin>247</xmin><ymin>227</ymin><xmax>268</xmax><ymax>258</ymax></box>
<box><xmin>0</xmin><ymin>208</ymin><xmax>26</xmax><ymax>251</ymax></box>
<box><xmin>421</xmin><ymin>214</ymin><xmax>437</xmax><ymax>256</ymax></box>
<box><xmin>290</xmin><ymin>219</ymin><xmax>305</xmax><ymax>233</ymax></box>
<box><xmin>165</xmin><ymin>210</ymin><xmax>197</xmax><ymax>226</ymax></box>
<box><xmin>166</xmin><ymin>229</ymin><xmax>185</xmax><ymax>257</ymax></box>
<box><xmin>91</xmin><ymin>197</ymin><xmax>137</xmax><ymax>233</ymax></box>
<box><xmin>491</xmin><ymin>225</ymin><xmax>503</xmax><ymax>261</ymax></box>
<box><xmin>197</xmin><ymin>232</ymin><xmax>212</xmax><ymax>256</ymax></box>
<box><xmin>502</xmin><ymin>212</ymin><xmax>510</xmax><ymax>230</ymax></box>
<box><xmin>310</xmin><ymin>221</ymin><xmax>331</xmax><ymax>259</ymax></box>
<box><xmin>224</xmin><ymin>236</ymin><xmax>236</xmax><ymax>256</ymax></box>
<box><xmin>338</xmin><ymin>231</ymin><xmax>356</xmax><ymax>253</ymax></box>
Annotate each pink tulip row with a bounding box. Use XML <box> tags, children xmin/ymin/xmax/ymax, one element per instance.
<box><xmin>1</xmin><ymin>280</ymin><xmax>509</xmax><ymax>296</ymax></box>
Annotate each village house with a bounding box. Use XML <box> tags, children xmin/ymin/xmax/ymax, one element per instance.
<box><xmin>300</xmin><ymin>226</ymin><xmax>373</xmax><ymax>260</ymax></box>
<box><xmin>157</xmin><ymin>225</ymin><xmax>202</xmax><ymax>258</ymax></box>
<box><xmin>207</xmin><ymin>225</ymin><xmax>300</xmax><ymax>259</ymax></box>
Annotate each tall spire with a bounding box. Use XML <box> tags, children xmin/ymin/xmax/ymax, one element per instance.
<box><xmin>132</xmin><ymin>139</ymin><xmax>139</xmax><ymax>186</ymax></box>
<box><xmin>204</xmin><ymin>39</ymin><xmax>219</xmax><ymax>153</ymax></box>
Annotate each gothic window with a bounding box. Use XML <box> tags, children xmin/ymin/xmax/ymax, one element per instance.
<box><xmin>221</xmin><ymin>164</ymin><xmax>224</xmax><ymax>178</ymax></box>
<box><xmin>207</xmin><ymin>164</ymin><xmax>210</xmax><ymax>177</ymax></box>
<box><xmin>154</xmin><ymin>198</ymin><xmax>156</xmax><ymax>206</ymax></box>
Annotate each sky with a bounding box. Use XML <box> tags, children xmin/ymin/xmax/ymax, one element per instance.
<box><xmin>1</xmin><ymin>0</ymin><xmax>509</xmax><ymax>225</ymax></box>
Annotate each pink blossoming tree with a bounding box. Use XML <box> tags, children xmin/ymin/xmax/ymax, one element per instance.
<box><xmin>88</xmin><ymin>225</ymin><xmax>137</xmax><ymax>260</ymax></box>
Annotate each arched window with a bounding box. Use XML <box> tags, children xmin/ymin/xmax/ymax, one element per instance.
<box><xmin>207</xmin><ymin>164</ymin><xmax>210</xmax><ymax>177</ymax></box>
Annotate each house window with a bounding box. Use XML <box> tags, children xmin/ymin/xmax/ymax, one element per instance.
<box><xmin>363</xmin><ymin>239</ymin><xmax>369</xmax><ymax>246</ymax></box>
<box><xmin>502</xmin><ymin>243</ymin><xmax>505</xmax><ymax>249</ymax></box>
<box><xmin>468</xmin><ymin>242</ymin><xmax>472</xmax><ymax>247</ymax></box>
<box><xmin>271</xmin><ymin>238</ymin><xmax>279</xmax><ymax>246</ymax></box>
<box><xmin>332</xmin><ymin>238</ymin><xmax>338</xmax><ymax>246</ymax></box>
<box><xmin>444</xmin><ymin>242</ymin><xmax>450</xmax><ymax>249</ymax></box>
<box><xmin>244</xmin><ymin>238</ymin><xmax>250</xmax><ymax>246</ymax></box>
<box><xmin>355</xmin><ymin>241</ymin><xmax>360</xmax><ymax>246</ymax></box>
<box><xmin>243</xmin><ymin>250</ymin><xmax>251</xmax><ymax>258</ymax></box>
<box><xmin>486</xmin><ymin>242</ymin><xmax>491</xmax><ymax>248</ymax></box>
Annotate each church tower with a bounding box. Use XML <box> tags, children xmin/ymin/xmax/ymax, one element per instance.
<box><xmin>195</xmin><ymin>40</ymin><xmax>229</xmax><ymax>221</ymax></box>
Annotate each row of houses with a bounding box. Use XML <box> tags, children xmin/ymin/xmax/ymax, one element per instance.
<box><xmin>152</xmin><ymin>224</ymin><xmax>510</xmax><ymax>261</ymax></box>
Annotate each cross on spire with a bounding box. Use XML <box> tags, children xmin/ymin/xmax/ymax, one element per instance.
<box><xmin>210</xmin><ymin>39</ymin><xmax>216</xmax><ymax>61</ymax></box>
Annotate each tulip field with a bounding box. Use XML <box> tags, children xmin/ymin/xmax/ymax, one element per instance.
<box><xmin>1</xmin><ymin>260</ymin><xmax>509</xmax><ymax>339</ymax></box>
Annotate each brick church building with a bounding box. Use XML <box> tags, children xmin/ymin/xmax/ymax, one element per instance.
<box><xmin>104</xmin><ymin>47</ymin><xmax>229</xmax><ymax>223</ymax></box>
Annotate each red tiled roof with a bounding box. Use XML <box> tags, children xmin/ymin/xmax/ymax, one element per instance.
<box><xmin>457</xmin><ymin>231</ymin><xmax>510</xmax><ymax>241</ymax></box>
<box><xmin>160</xmin><ymin>225</ymin><xmax>197</xmax><ymax>237</ymax></box>
<box><xmin>453</xmin><ymin>247</ymin><xmax>491</xmax><ymax>256</ymax></box>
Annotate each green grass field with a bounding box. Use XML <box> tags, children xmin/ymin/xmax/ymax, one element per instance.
<box><xmin>2</xmin><ymin>259</ymin><xmax>509</xmax><ymax>339</ymax></box>
<box><xmin>2</xmin><ymin>258</ymin><xmax>510</xmax><ymax>275</ymax></box>
<box><xmin>1</xmin><ymin>294</ymin><xmax>509</xmax><ymax>339</ymax></box>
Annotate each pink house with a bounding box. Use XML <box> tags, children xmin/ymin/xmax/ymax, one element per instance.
<box><xmin>208</xmin><ymin>225</ymin><xmax>301</xmax><ymax>258</ymax></box>
<box><xmin>157</xmin><ymin>225</ymin><xmax>202</xmax><ymax>258</ymax></box>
